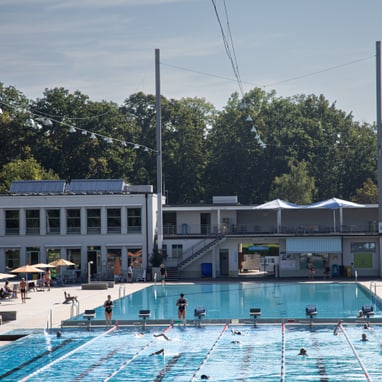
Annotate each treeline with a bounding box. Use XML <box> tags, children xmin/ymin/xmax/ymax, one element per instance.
<box><xmin>0</xmin><ymin>83</ymin><xmax>377</xmax><ymax>204</ymax></box>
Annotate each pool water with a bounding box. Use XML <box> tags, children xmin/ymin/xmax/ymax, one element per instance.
<box><xmin>74</xmin><ymin>282</ymin><xmax>379</xmax><ymax>321</ymax></box>
<box><xmin>1</xmin><ymin>324</ymin><xmax>382</xmax><ymax>381</ymax></box>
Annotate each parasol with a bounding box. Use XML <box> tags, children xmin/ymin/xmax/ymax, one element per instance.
<box><xmin>11</xmin><ymin>265</ymin><xmax>44</xmax><ymax>274</ymax></box>
<box><xmin>48</xmin><ymin>259</ymin><xmax>76</xmax><ymax>267</ymax></box>
<box><xmin>33</xmin><ymin>263</ymin><xmax>56</xmax><ymax>269</ymax></box>
<box><xmin>0</xmin><ymin>272</ymin><xmax>17</xmax><ymax>280</ymax></box>
<box><xmin>113</xmin><ymin>257</ymin><xmax>121</xmax><ymax>276</ymax></box>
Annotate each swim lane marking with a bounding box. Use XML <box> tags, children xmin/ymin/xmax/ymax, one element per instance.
<box><xmin>103</xmin><ymin>324</ymin><xmax>173</xmax><ymax>382</ymax></box>
<box><xmin>280</xmin><ymin>322</ymin><xmax>286</xmax><ymax>382</ymax></box>
<box><xmin>339</xmin><ymin>324</ymin><xmax>372</xmax><ymax>382</ymax></box>
<box><xmin>189</xmin><ymin>323</ymin><xmax>229</xmax><ymax>382</ymax></box>
<box><xmin>153</xmin><ymin>353</ymin><xmax>182</xmax><ymax>382</ymax></box>
<box><xmin>18</xmin><ymin>325</ymin><xmax>118</xmax><ymax>382</ymax></box>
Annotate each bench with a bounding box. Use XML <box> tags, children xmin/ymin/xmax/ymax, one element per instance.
<box><xmin>81</xmin><ymin>282</ymin><xmax>108</xmax><ymax>290</ymax></box>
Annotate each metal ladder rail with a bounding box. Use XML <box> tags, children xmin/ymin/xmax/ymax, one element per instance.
<box><xmin>339</xmin><ymin>323</ymin><xmax>373</xmax><ymax>382</ymax></box>
<box><xmin>189</xmin><ymin>323</ymin><xmax>229</xmax><ymax>382</ymax></box>
<box><xmin>369</xmin><ymin>281</ymin><xmax>377</xmax><ymax>306</ymax></box>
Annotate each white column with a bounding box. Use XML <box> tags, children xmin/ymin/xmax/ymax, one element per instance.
<box><xmin>60</xmin><ymin>207</ymin><xmax>66</xmax><ymax>235</ymax></box>
<box><xmin>81</xmin><ymin>207</ymin><xmax>87</xmax><ymax>235</ymax></box>
<box><xmin>20</xmin><ymin>208</ymin><xmax>26</xmax><ymax>236</ymax></box>
<box><xmin>40</xmin><ymin>208</ymin><xmax>46</xmax><ymax>235</ymax></box>
<box><xmin>121</xmin><ymin>207</ymin><xmax>127</xmax><ymax>234</ymax></box>
<box><xmin>101</xmin><ymin>207</ymin><xmax>107</xmax><ymax>234</ymax></box>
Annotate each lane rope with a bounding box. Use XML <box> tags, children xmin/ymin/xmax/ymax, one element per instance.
<box><xmin>280</xmin><ymin>322</ymin><xmax>286</xmax><ymax>382</ymax></box>
<box><xmin>103</xmin><ymin>324</ymin><xmax>173</xmax><ymax>382</ymax></box>
<box><xmin>19</xmin><ymin>325</ymin><xmax>118</xmax><ymax>382</ymax></box>
<box><xmin>189</xmin><ymin>323</ymin><xmax>229</xmax><ymax>381</ymax></box>
<box><xmin>339</xmin><ymin>323</ymin><xmax>373</xmax><ymax>382</ymax></box>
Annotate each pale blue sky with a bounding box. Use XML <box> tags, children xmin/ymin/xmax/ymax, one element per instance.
<box><xmin>1</xmin><ymin>0</ymin><xmax>381</xmax><ymax>123</ymax></box>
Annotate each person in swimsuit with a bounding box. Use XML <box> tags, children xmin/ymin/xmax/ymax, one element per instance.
<box><xmin>176</xmin><ymin>293</ymin><xmax>188</xmax><ymax>320</ymax></box>
<box><xmin>19</xmin><ymin>278</ymin><xmax>27</xmax><ymax>303</ymax></box>
<box><xmin>104</xmin><ymin>294</ymin><xmax>114</xmax><ymax>327</ymax></box>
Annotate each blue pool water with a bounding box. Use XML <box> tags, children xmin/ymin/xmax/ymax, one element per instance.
<box><xmin>1</xmin><ymin>324</ymin><xmax>382</xmax><ymax>381</ymax></box>
<box><xmin>74</xmin><ymin>282</ymin><xmax>379</xmax><ymax>321</ymax></box>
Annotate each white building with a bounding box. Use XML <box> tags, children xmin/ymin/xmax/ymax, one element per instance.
<box><xmin>0</xmin><ymin>180</ymin><xmax>157</xmax><ymax>283</ymax></box>
<box><xmin>0</xmin><ymin>180</ymin><xmax>380</xmax><ymax>281</ymax></box>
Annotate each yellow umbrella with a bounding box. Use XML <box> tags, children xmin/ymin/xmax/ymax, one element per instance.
<box><xmin>48</xmin><ymin>259</ymin><xmax>75</xmax><ymax>267</ymax></box>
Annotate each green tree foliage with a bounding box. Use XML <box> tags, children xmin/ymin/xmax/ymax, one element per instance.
<box><xmin>0</xmin><ymin>82</ymin><xmax>378</xmax><ymax>204</ymax></box>
<box><xmin>0</xmin><ymin>157</ymin><xmax>58</xmax><ymax>193</ymax></box>
<box><xmin>352</xmin><ymin>178</ymin><xmax>378</xmax><ymax>204</ymax></box>
<box><xmin>269</xmin><ymin>160</ymin><xmax>316</xmax><ymax>204</ymax></box>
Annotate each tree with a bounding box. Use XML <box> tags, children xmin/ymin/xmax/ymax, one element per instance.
<box><xmin>0</xmin><ymin>157</ymin><xmax>59</xmax><ymax>193</ymax></box>
<box><xmin>269</xmin><ymin>160</ymin><xmax>316</xmax><ymax>204</ymax></box>
<box><xmin>352</xmin><ymin>178</ymin><xmax>378</xmax><ymax>204</ymax></box>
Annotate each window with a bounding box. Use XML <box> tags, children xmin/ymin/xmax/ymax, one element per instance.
<box><xmin>87</xmin><ymin>209</ymin><xmax>101</xmax><ymax>234</ymax></box>
<box><xmin>127</xmin><ymin>208</ymin><xmax>141</xmax><ymax>232</ymax></box>
<box><xmin>5</xmin><ymin>210</ymin><xmax>19</xmax><ymax>235</ymax></box>
<box><xmin>351</xmin><ymin>242</ymin><xmax>376</xmax><ymax>252</ymax></box>
<box><xmin>26</xmin><ymin>209</ymin><xmax>40</xmax><ymax>235</ymax></box>
<box><xmin>67</xmin><ymin>209</ymin><xmax>81</xmax><ymax>234</ymax></box>
<box><xmin>26</xmin><ymin>247</ymin><xmax>39</xmax><ymax>265</ymax></box>
<box><xmin>172</xmin><ymin>244</ymin><xmax>183</xmax><ymax>259</ymax></box>
<box><xmin>46</xmin><ymin>209</ymin><xmax>60</xmax><ymax>234</ymax></box>
<box><xmin>5</xmin><ymin>249</ymin><xmax>20</xmax><ymax>269</ymax></box>
<box><xmin>107</xmin><ymin>208</ymin><xmax>121</xmax><ymax>233</ymax></box>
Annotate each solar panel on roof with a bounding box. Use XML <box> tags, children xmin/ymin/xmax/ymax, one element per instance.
<box><xmin>10</xmin><ymin>180</ymin><xmax>66</xmax><ymax>194</ymax></box>
<box><xmin>67</xmin><ymin>179</ymin><xmax>125</xmax><ymax>193</ymax></box>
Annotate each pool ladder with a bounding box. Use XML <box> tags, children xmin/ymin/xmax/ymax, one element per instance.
<box><xmin>70</xmin><ymin>300</ymin><xmax>80</xmax><ymax>318</ymax></box>
<box><xmin>119</xmin><ymin>285</ymin><xmax>126</xmax><ymax>299</ymax></box>
<box><xmin>370</xmin><ymin>281</ymin><xmax>377</xmax><ymax>306</ymax></box>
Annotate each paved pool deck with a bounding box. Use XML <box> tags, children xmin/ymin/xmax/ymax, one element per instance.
<box><xmin>0</xmin><ymin>279</ymin><xmax>381</xmax><ymax>341</ymax></box>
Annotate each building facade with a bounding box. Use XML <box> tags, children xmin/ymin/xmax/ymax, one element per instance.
<box><xmin>0</xmin><ymin>180</ymin><xmax>380</xmax><ymax>281</ymax></box>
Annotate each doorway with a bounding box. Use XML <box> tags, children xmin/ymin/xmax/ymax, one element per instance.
<box><xmin>220</xmin><ymin>249</ymin><xmax>229</xmax><ymax>276</ymax></box>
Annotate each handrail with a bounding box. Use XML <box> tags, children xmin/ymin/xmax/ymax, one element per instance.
<box><xmin>119</xmin><ymin>285</ymin><xmax>126</xmax><ymax>299</ymax></box>
<box><xmin>339</xmin><ymin>324</ymin><xmax>373</xmax><ymax>382</ymax></box>
<box><xmin>70</xmin><ymin>300</ymin><xmax>80</xmax><ymax>318</ymax></box>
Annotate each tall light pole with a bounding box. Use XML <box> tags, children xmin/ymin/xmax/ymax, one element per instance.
<box><xmin>155</xmin><ymin>48</ymin><xmax>163</xmax><ymax>252</ymax></box>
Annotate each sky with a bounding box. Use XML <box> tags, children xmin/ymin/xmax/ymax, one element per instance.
<box><xmin>1</xmin><ymin>0</ymin><xmax>382</xmax><ymax>124</ymax></box>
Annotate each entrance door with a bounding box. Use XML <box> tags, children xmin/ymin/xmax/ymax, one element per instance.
<box><xmin>220</xmin><ymin>249</ymin><xmax>229</xmax><ymax>276</ymax></box>
<box><xmin>87</xmin><ymin>251</ymin><xmax>97</xmax><ymax>278</ymax></box>
<box><xmin>201</xmin><ymin>213</ymin><xmax>211</xmax><ymax>234</ymax></box>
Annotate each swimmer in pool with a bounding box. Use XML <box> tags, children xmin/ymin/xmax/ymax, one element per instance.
<box><xmin>153</xmin><ymin>333</ymin><xmax>170</xmax><ymax>341</ymax></box>
<box><xmin>150</xmin><ymin>348</ymin><xmax>164</xmax><ymax>356</ymax></box>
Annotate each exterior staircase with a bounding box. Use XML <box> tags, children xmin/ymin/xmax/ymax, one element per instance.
<box><xmin>165</xmin><ymin>266</ymin><xmax>179</xmax><ymax>282</ymax></box>
<box><xmin>177</xmin><ymin>235</ymin><xmax>226</xmax><ymax>270</ymax></box>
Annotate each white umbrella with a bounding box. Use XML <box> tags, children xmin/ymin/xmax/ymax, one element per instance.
<box><xmin>0</xmin><ymin>272</ymin><xmax>17</xmax><ymax>280</ymax></box>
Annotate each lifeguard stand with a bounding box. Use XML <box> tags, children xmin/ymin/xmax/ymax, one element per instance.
<box><xmin>139</xmin><ymin>309</ymin><xmax>151</xmax><ymax>329</ymax></box>
<box><xmin>362</xmin><ymin>304</ymin><xmax>374</xmax><ymax>325</ymax></box>
<box><xmin>305</xmin><ymin>305</ymin><xmax>317</xmax><ymax>326</ymax></box>
<box><xmin>83</xmin><ymin>309</ymin><xmax>96</xmax><ymax>331</ymax></box>
<box><xmin>250</xmin><ymin>308</ymin><xmax>261</xmax><ymax>327</ymax></box>
<box><xmin>194</xmin><ymin>306</ymin><xmax>206</xmax><ymax>327</ymax></box>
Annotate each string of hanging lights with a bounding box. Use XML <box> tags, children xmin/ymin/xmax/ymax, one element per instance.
<box><xmin>0</xmin><ymin>100</ymin><xmax>157</xmax><ymax>153</ymax></box>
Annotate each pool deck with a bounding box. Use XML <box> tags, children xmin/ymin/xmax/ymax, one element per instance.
<box><xmin>0</xmin><ymin>279</ymin><xmax>381</xmax><ymax>342</ymax></box>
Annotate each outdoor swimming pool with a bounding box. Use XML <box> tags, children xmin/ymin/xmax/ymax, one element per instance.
<box><xmin>73</xmin><ymin>282</ymin><xmax>380</xmax><ymax>322</ymax></box>
<box><xmin>1</xmin><ymin>323</ymin><xmax>382</xmax><ymax>381</ymax></box>
<box><xmin>1</xmin><ymin>282</ymin><xmax>381</xmax><ymax>381</ymax></box>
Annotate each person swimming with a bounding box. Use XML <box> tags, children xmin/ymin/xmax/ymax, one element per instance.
<box><xmin>153</xmin><ymin>333</ymin><xmax>170</xmax><ymax>341</ymax></box>
<box><xmin>150</xmin><ymin>348</ymin><xmax>164</xmax><ymax>356</ymax></box>
<box><xmin>231</xmin><ymin>329</ymin><xmax>242</xmax><ymax>335</ymax></box>
<box><xmin>298</xmin><ymin>347</ymin><xmax>307</xmax><ymax>356</ymax></box>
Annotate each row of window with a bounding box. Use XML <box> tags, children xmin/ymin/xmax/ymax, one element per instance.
<box><xmin>4</xmin><ymin>207</ymin><xmax>142</xmax><ymax>235</ymax></box>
